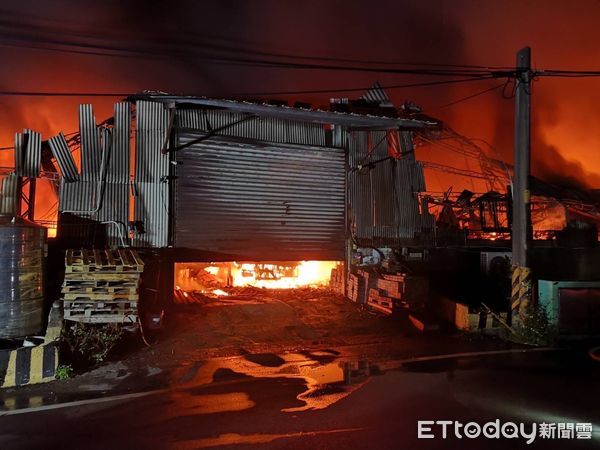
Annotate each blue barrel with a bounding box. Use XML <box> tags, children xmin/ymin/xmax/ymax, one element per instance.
<box><xmin>0</xmin><ymin>215</ymin><xmax>46</xmax><ymax>338</ymax></box>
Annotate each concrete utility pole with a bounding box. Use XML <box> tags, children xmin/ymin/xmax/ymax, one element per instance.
<box><xmin>511</xmin><ymin>46</ymin><xmax>533</xmax><ymax>319</ymax></box>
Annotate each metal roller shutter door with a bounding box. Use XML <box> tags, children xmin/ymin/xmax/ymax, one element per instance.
<box><xmin>175</xmin><ymin>135</ymin><xmax>345</xmax><ymax>260</ymax></box>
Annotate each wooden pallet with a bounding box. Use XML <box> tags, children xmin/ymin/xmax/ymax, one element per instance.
<box><xmin>65</xmin><ymin>249</ymin><xmax>144</xmax><ymax>273</ymax></box>
<box><xmin>63</xmin><ymin>292</ymin><xmax>138</xmax><ymax>301</ymax></box>
<box><xmin>367</xmin><ymin>288</ymin><xmax>393</xmax><ymax>315</ymax></box>
<box><xmin>368</xmin><ymin>301</ymin><xmax>393</xmax><ymax>315</ymax></box>
<box><xmin>376</xmin><ymin>278</ymin><xmax>403</xmax><ymax>299</ymax></box>
<box><xmin>62</xmin><ymin>278</ymin><xmax>139</xmax><ymax>288</ymax></box>
<box><xmin>61</xmin><ymin>285</ymin><xmax>138</xmax><ymax>295</ymax></box>
<box><xmin>65</xmin><ymin>272</ymin><xmax>140</xmax><ymax>282</ymax></box>
<box><xmin>64</xmin><ymin>300</ymin><xmax>138</xmax><ymax>324</ymax></box>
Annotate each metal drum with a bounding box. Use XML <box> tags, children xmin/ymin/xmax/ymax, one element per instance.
<box><xmin>0</xmin><ymin>215</ymin><xmax>46</xmax><ymax>338</ymax></box>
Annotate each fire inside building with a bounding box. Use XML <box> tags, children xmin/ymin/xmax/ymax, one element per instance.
<box><xmin>0</xmin><ymin>81</ymin><xmax>600</xmax><ymax>387</ymax></box>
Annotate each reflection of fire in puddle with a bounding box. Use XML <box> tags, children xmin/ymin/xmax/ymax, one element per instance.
<box><xmin>172</xmin><ymin>353</ymin><xmax>372</xmax><ymax>412</ymax></box>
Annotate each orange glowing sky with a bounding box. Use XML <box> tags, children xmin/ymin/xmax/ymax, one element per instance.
<box><xmin>1</xmin><ymin>0</ymin><xmax>600</xmax><ymax>215</ymax></box>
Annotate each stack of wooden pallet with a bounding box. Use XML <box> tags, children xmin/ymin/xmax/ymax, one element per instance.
<box><xmin>329</xmin><ymin>266</ymin><xmax>344</xmax><ymax>295</ymax></box>
<box><xmin>62</xmin><ymin>249</ymin><xmax>144</xmax><ymax>324</ymax></box>
<box><xmin>376</xmin><ymin>274</ymin><xmax>404</xmax><ymax>299</ymax></box>
<box><xmin>356</xmin><ymin>269</ymin><xmax>378</xmax><ymax>305</ymax></box>
<box><xmin>366</xmin><ymin>273</ymin><xmax>429</xmax><ymax>315</ymax></box>
<box><xmin>347</xmin><ymin>273</ymin><xmax>364</xmax><ymax>303</ymax></box>
<box><xmin>367</xmin><ymin>287</ymin><xmax>394</xmax><ymax>314</ymax></box>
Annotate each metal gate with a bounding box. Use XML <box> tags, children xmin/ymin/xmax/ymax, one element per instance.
<box><xmin>174</xmin><ymin>135</ymin><xmax>346</xmax><ymax>260</ymax></box>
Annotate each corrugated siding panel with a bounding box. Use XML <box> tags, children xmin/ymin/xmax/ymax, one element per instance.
<box><xmin>97</xmin><ymin>102</ymin><xmax>131</xmax><ymax>246</ymax></box>
<box><xmin>133</xmin><ymin>100</ymin><xmax>170</xmax><ymax>247</ymax></box>
<box><xmin>348</xmin><ymin>130</ymin><xmax>433</xmax><ymax>245</ymax></box>
<box><xmin>174</xmin><ymin>135</ymin><xmax>345</xmax><ymax>260</ymax></box>
<box><xmin>79</xmin><ymin>104</ymin><xmax>102</xmax><ymax>182</ymax></box>
<box><xmin>48</xmin><ymin>133</ymin><xmax>79</xmax><ymax>182</ymax></box>
<box><xmin>175</xmin><ymin>109</ymin><xmax>326</xmax><ymax>146</ymax></box>
<box><xmin>106</xmin><ymin>103</ymin><xmax>131</xmax><ymax>183</ymax></box>
<box><xmin>0</xmin><ymin>175</ymin><xmax>17</xmax><ymax>215</ymax></box>
<box><xmin>14</xmin><ymin>130</ymin><xmax>41</xmax><ymax>178</ymax></box>
<box><xmin>58</xmin><ymin>102</ymin><xmax>132</xmax><ymax>247</ymax></box>
<box><xmin>14</xmin><ymin>133</ymin><xmax>24</xmax><ymax>177</ymax></box>
<box><xmin>57</xmin><ymin>105</ymin><xmax>101</xmax><ymax>246</ymax></box>
<box><xmin>57</xmin><ymin>179</ymin><xmax>96</xmax><ymax>245</ymax></box>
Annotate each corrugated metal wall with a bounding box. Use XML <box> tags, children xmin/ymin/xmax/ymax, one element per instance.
<box><xmin>48</xmin><ymin>133</ymin><xmax>79</xmax><ymax>182</ymax></box>
<box><xmin>14</xmin><ymin>130</ymin><xmax>41</xmax><ymax>178</ymax></box>
<box><xmin>50</xmin><ymin>100</ymin><xmax>434</xmax><ymax>252</ymax></box>
<box><xmin>348</xmin><ymin>130</ymin><xmax>434</xmax><ymax>245</ymax></box>
<box><xmin>174</xmin><ymin>134</ymin><xmax>345</xmax><ymax>260</ymax></box>
<box><xmin>97</xmin><ymin>103</ymin><xmax>131</xmax><ymax>247</ymax></box>
<box><xmin>57</xmin><ymin>103</ymin><xmax>131</xmax><ymax>247</ymax></box>
<box><xmin>133</xmin><ymin>101</ymin><xmax>170</xmax><ymax>248</ymax></box>
<box><xmin>176</xmin><ymin>109</ymin><xmax>326</xmax><ymax>147</ymax></box>
<box><xmin>0</xmin><ymin>175</ymin><xmax>17</xmax><ymax>215</ymax></box>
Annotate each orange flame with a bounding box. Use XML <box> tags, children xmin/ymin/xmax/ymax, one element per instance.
<box><xmin>230</xmin><ymin>261</ymin><xmax>337</xmax><ymax>289</ymax></box>
<box><xmin>174</xmin><ymin>261</ymin><xmax>339</xmax><ymax>295</ymax></box>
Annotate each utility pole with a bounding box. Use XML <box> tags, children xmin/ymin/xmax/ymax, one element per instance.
<box><xmin>511</xmin><ymin>46</ymin><xmax>533</xmax><ymax>320</ymax></box>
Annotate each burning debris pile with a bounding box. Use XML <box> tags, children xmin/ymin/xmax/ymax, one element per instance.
<box><xmin>425</xmin><ymin>187</ymin><xmax>600</xmax><ymax>241</ymax></box>
<box><xmin>174</xmin><ymin>261</ymin><xmax>340</xmax><ymax>303</ymax></box>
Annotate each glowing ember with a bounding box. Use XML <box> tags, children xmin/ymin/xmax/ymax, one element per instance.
<box><xmin>230</xmin><ymin>261</ymin><xmax>338</xmax><ymax>289</ymax></box>
<box><xmin>204</xmin><ymin>266</ymin><xmax>220</xmax><ymax>276</ymax></box>
<box><xmin>174</xmin><ymin>261</ymin><xmax>339</xmax><ymax>296</ymax></box>
<box><xmin>212</xmin><ymin>289</ymin><xmax>229</xmax><ymax>296</ymax></box>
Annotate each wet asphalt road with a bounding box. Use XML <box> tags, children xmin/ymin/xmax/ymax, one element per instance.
<box><xmin>1</xmin><ymin>347</ymin><xmax>599</xmax><ymax>450</ymax></box>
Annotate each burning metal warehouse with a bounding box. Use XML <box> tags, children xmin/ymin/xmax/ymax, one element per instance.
<box><xmin>13</xmin><ymin>88</ymin><xmax>437</xmax><ymax>311</ymax></box>
<box><xmin>2</xmin><ymin>82</ymin><xmax>600</xmax><ymax>333</ymax></box>
<box><xmin>2</xmin><ymin>2</ymin><xmax>600</xmax><ymax>444</ymax></box>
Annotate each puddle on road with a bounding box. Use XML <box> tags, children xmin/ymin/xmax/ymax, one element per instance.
<box><xmin>171</xmin><ymin>428</ymin><xmax>364</xmax><ymax>449</ymax></box>
<box><xmin>173</xmin><ymin>352</ymin><xmax>374</xmax><ymax>412</ymax></box>
<box><xmin>168</xmin><ymin>391</ymin><xmax>255</xmax><ymax>415</ymax></box>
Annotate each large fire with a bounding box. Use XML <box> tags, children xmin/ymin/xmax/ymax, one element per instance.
<box><xmin>175</xmin><ymin>261</ymin><xmax>339</xmax><ymax>297</ymax></box>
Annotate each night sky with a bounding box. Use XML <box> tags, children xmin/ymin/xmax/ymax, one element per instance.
<box><xmin>1</xmin><ymin>0</ymin><xmax>600</xmax><ymax>194</ymax></box>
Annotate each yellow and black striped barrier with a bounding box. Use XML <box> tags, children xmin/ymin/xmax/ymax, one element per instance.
<box><xmin>0</xmin><ymin>342</ymin><xmax>58</xmax><ymax>388</ymax></box>
<box><xmin>511</xmin><ymin>265</ymin><xmax>532</xmax><ymax>315</ymax></box>
<box><xmin>0</xmin><ymin>302</ymin><xmax>62</xmax><ymax>388</ymax></box>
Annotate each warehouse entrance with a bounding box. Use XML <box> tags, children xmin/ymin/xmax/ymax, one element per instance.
<box><xmin>173</xmin><ymin>261</ymin><xmax>340</xmax><ymax>303</ymax></box>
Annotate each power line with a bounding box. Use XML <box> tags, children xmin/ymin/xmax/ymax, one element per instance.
<box><xmin>4</xmin><ymin>17</ymin><xmax>600</xmax><ymax>80</ymax></box>
<box><xmin>234</xmin><ymin>75</ymin><xmax>497</xmax><ymax>97</ymax></box>
<box><xmin>0</xmin><ymin>76</ymin><xmax>498</xmax><ymax>99</ymax></box>
<box><xmin>0</xmin><ymin>16</ymin><xmax>515</xmax><ymax>73</ymax></box>
<box><xmin>437</xmin><ymin>82</ymin><xmax>507</xmax><ymax>109</ymax></box>
<box><xmin>0</xmin><ymin>91</ymin><xmax>130</xmax><ymax>97</ymax></box>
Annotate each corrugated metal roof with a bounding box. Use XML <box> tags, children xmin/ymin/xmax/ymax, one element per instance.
<box><xmin>129</xmin><ymin>94</ymin><xmax>437</xmax><ymax>129</ymax></box>
<box><xmin>360</xmin><ymin>82</ymin><xmax>393</xmax><ymax>106</ymax></box>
